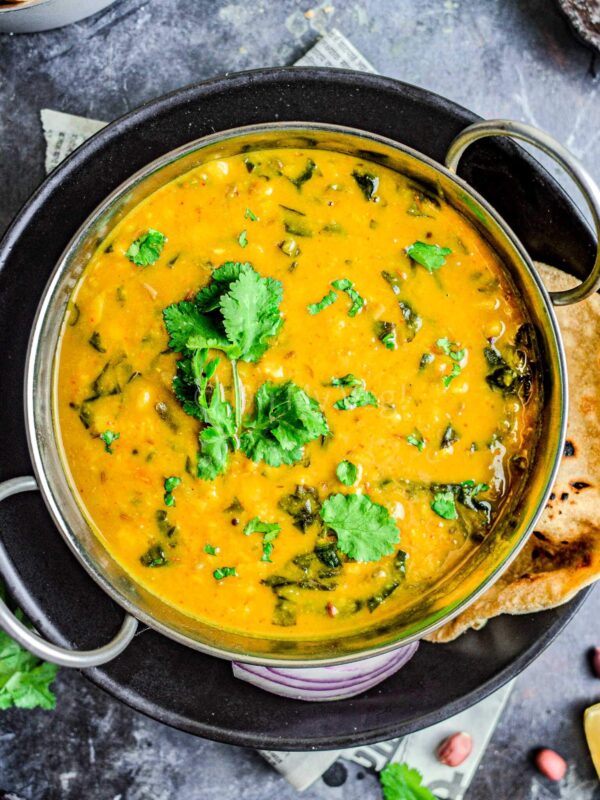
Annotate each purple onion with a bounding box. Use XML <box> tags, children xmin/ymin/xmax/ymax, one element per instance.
<box><xmin>232</xmin><ymin>642</ymin><xmax>419</xmax><ymax>701</ymax></box>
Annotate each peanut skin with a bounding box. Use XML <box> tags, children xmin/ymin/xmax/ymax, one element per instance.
<box><xmin>535</xmin><ymin>749</ymin><xmax>567</xmax><ymax>781</ymax></box>
<box><xmin>437</xmin><ymin>732</ymin><xmax>472</xmax><ymax>767</ymax></box>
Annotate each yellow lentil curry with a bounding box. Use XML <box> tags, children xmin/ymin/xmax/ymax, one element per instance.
<box><xmin>55</xmin><ymin>147</ymin><xmax>540</xmax><ymax>638</ymax></box>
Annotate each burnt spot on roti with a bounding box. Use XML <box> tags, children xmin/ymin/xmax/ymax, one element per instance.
<box><xmin>530</xmin><ymin>535</ymin><xmax>593</xmax><ymax>571</ymax></box>
<box><xmin>570</xmin><ymin>480</ymin><xmax>592</xmax><ymax>492</ymax></box>
<box><xmin>563</xmin><ymin>439</ymin><xmax>576</xmax><ymax>457</ymax></box>
<box><xmin>560</xmin><ymin>492</ymin><xmax>569</xmax><ymax>502</ymax></box>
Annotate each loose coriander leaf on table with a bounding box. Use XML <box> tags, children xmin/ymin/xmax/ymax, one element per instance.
<box><xmin>334</xmin><ymin>386</ymin><xmax>378</xmax><ymax>410</ymax></box>
<box><xmin>126</xmin><ymin>229</ymin><xmax>167</xmax><ymax>266</ymax></box>
<box><xmin>379</xmin><ymin>762</ymin><xmax>437</xmax><ymax>800</ymax></box>
<box><xmin>321</xmin><ymin>493</ymin><xmax>400</xmax><ymax>562</ymax></box>
<box><xmin>336</xmin><ymin>460</ymin><xmax>358</xmax><ymax>486</ymax></box>
<box><xmin>240</xmin><ymin>381</ymin><xmax>329</xmax><ymax>467</ymax></box>
<box><xmin>406</xmin><ymin>241</ymin><xmax>452</xmax><ymax>272</ymax></box>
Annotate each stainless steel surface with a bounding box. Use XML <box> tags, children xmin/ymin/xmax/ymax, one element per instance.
<box><xmin>24</xmin><ymin>122</ymin><xmax>567</xmax><ymax>667</ymax></box>
<box><xmin>445</xmin><ymin>119</ymin><xmax>600</xmax><ymax>306</ymax></box>
<box><xmin>0</xmin><ymin>476</ymin><xmax>138</xmax><ymax>666</ymax></box>
<box><xmin>0</xmin><ymin>0</ymin><xmax>119</xmax><ymax>33</ymax></box>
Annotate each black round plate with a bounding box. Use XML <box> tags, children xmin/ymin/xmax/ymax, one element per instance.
<box><xmin>0</xmin><ymin>68</ymin><xmax>594</xmax><ymax>750</ymax></box>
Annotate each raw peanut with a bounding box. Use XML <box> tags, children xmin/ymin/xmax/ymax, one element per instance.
<box><xmin>535</xmin><ymin>748</ymin><xmax>567</xmax><ymax>781</ymax></box>
<box><xmin>437</xmin><ymin>732</ymin><xmax>472</xmax><ymax>766</ymax></box>
<box><xmin>592</xmin><ymin>647</ymin><xmax>600</xmax><ymax>678</ymax></box>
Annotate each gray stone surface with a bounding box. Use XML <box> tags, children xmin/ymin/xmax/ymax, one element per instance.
<box><xmin>0</xmin><ymin>1</ymin><xmax>599</xmax><ymax>798</ymax></box>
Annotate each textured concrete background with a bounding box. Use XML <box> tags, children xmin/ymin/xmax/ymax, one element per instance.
<box><xmin>0</xmin><ymin>1</ymin><xmax>599</xmax><ymax>798</ymax></box>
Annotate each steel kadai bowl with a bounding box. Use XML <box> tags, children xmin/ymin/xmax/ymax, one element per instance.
<box><xmin>1</xmin><ymin>118</ymin><xmax>599</xmax><ymax>672</ymax></box>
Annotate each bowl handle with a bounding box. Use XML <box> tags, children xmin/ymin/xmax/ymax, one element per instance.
<box><xmin>0</xmin><ymin>476</ymin><xmax>138</xmax><ymax>668</ymax></box>
<box><xmin>445</xmin><ymin>119</ymin><xmax>600</xmax><ymax>306</ymax></box>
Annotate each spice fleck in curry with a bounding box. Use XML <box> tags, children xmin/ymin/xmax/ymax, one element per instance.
<box><xmin>55</xmin><ymin>148</ymin><xmax>540</xmax><ymax>637</ymax></box>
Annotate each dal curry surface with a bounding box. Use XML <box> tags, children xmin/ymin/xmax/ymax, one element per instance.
<box><xmin>55</xmin><ymin>147</ymin><xmax>540</xmax><ymax>637</ymax></box>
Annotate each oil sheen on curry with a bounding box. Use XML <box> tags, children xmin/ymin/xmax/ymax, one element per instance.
<box><xmin>55</xmin><ymin>147</ymin><xmax>540</xmax><ymax>638</ymax></box>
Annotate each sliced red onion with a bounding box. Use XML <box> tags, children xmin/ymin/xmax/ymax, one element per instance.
<box><xmin>232</xmin><ymin>642</ymin><xmax>419</xmax><ymax>701</ymax></box>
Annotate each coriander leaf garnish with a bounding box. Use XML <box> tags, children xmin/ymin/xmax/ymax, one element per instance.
<box><xmin>436</xmin><ymin>337</ymin><xmax>466</xmax><ymax>388</ymax></box>
<box><xmin>0</xmin><ymin>587</ymin><xmax>58</xmax><ymax>710</ymax></box>
<box><xmin>407</xmin><ymin>432</ymin><xmax>425</xmax><ymax>451</ymax></box>
<box><xmin>238</xmin><ymin>229</ymin><xmax>248</xmax><ymax>248</ymax></box>
<box><xmin>330</xmin><ymin>374</ymin><xmax>363</xmax><ymax>387</ymax></box>
<box><xmin>245</xmin><ymin>208</ymin><xmax>258</xmax><ymax>221</ymax></box>
<box><xmin>336</xmin><ymin>460</ymin><xmax>358</xmax><ymax>486</ymax></box>
<box><xmin>140</xmin><ymin>544</ymin><xmax>169</xmax><ymax>567</ymax></box>
<box><xmin>380</xmin><ymin>762</ymin><xmax>436</xmax><ymax>800</ymax></box>
<box><xmin>99</xmin><ymin>430</ymin><xmax>120</xmax><ymax>454</ymax></box>
<box><xmin>307</xmin><ymin>290</ymin><xmax>337</xmax><ymax>315</ymax></box>
<box><xmin>321</xmin><ymin>493</ymin><xmax>400</xmax><ymax>562</ymax></box>
<box><xmin>204</xmin><ymin>544</ymin><xmax>219</xmax><ymax>555</ymax></box>
<box><xmin>406</xmin><ymin>241</ymin><xmax>452</xmax><ymax>272</ymax></box>
<box><xmin>163</xmin><ymin>475</ymin><xmax>181</xmax><ymax>507</ymax></box>
<box><xmin>244</xmin><ymin>517</ymin><xmax>281</xmax><ymax>562</ymax></box>
<box><xmin>213</xmin><ymin>566</ymin><xmax>237</xmax><ymax>580</ymax></box>
<box><xmin>126</xmin><ymin>229</ymin><xmax>167</xmax><ymax>267</ymax></box>
<box><xmin>241</xmin><ymin>381</ymin><xmax>329</xmax><ymax>467</ymax></box>
<box><xmin>431</xmin><ymin>490</ymin><xmax>458</xmax><ymax>520</ymax></box>
<box><xmin>333</xmin><ymin>386</ymin><xmax>378</xmax><ymax>411</ymax></box>
<box><xmin>163</xmin><ymin>300</ymin><xmax>231</xmax><ymax>354</ymax></box>
<box><xmin>197</xmin><ymin>378</ymin><xmax>237</xmax><ymax>480</ymax></box>
<box><xmin>352</xmin><ymin>170</ymin><xmax>380</xmax><ymax>201</ymax></box>
<box><xmin>331</xmin><ymin>278</ymin><xmax>365</xmax><ymax>316</ymax></box>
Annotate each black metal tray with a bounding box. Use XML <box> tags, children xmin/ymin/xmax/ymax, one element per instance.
<box><xmin>0</xmin><ymin>68</ymin><xmax>593</xmax><ymax>750</ymax></box>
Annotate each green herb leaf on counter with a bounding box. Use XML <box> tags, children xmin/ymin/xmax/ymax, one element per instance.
<box><xmin>331</xmin><ymin>278</ymin><xmax>365</xmax><ymax>316</ymax></box>
<box><xmin>99</xmin><ymin>430</ymin><xmax>120</xmax><ymax>454</ymax></box>
<box><xmin>204</xmin><ymin>544</ymin><xmax>219</xmax><ymax>556</ymax></box>
<box><xmin>241</xmin><ymin>381</ymin><xmax>329</xmax><ymax>467</ymax></box>
<box><xmin>431</xmin><ymin>490</ymin><xmax>458</xmax><ymax>520</ymax></box>
<box><xmin>0</xmin><ymin>586</ymin><xmax>58</xmax><ymax>711</ymax></box>
<box><xmin>244</xmin><ymin>208</ymin><xmax>258</xmax><ymax>221</ymax></box>
<box><xmin>379</xmin><ymin>762</ymin><xmax>437</xmax><ymax>800</ymax></box>
<box><xmin>406</xmin><ymin>241</ymin><xmax>452</xmax><ymax>272</ymax></box>
<box><xmin>244</xmin><ymin>517</ymin><xmax>282</xmax><ymax>562</ymax></box>
<box><xmin>213</xmin><ymin>566</ymin><xmax>237</xmax><ymax>580</ymax></box>
<box><xmin>163</xmin><ymin>475</ymin><xmax>182</xmax><ymax>507</ymax></box>
<box><xmin>352</xmin><ymin>170</ymin><xmax>380</xmax><ymax>201</ymax></box>
<box><xmin>238</xmin><ymin>229</ymin><xmax>248</xmax><ymax>248</ymax></box>
<box><xmin>336</xmin><ymin>460</ymin><xmax>358</xmax><ymax>486</ymax></box>
<box><xmin>307</xmin><ymin>290</ymin><xmax>338</xmax><ymax>315</ymax></box>
<box><xmin>407</xmin><ymin>432</ymin><xmax>425</xmax><ymax>452</ymax></box>
<box><xmin>321</xmin><ymin>492</ymin><xmax>400</xmax><ymax>562</ymax></box>
<box><xmin>126</xmin><ymin>229</ymin><xmax>167</xmax><ymax>267</ymax></box>
<box><xmin>333</xmin><ymin>386</ymin><xmax>378</xmax><ymax>411</ymax></box>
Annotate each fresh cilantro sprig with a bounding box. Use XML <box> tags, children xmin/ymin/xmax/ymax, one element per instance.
<box><xmin>241</xmin><ymin>381</ymin><xmax>329</xmax><ymax>467</ymax></box>
<box><xmin>431</xmin><ymin>481</ymin><xmax>490</xmax><ymax>521</ymax></box>
<box><xmin>126</xmin><ymin>229</ymin><xmax>167</xmax><ymax>266</ymax></box>
<box><xmin>0</xmin><ymin>585</ymin><xmax>58</xmax><ymax>710</ymax></box>
<box><xmin>307</xmin><ymin>290</ymin><xmax>337</xmax><ymax>315</ymax></box>
<box><xmin>379</xmin><ymin>762</ymin><xmax>436</xmax><ymax>800</ymax></box>
<box><xmin>321</xmin><ymin>493</ymin><xmax>400</xmax><ymax>562</ymax></box>
<box><xmin>244</xmin><ymin>517</ymin><xmax>281</xmax><ymax>562</ymax></box>
<box><xmin>406</xmin><ymin>241</ymin><xmax>452</xmax><ymax>272</ymax></box>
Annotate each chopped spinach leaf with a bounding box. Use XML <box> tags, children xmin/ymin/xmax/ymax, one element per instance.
<box><xmin>330</xmin><ymin>374</ymin><xmax>363</xmax><ymax>387</ymax></box>
<box><xmin>140</xmin><ymin>544</ymin><xmax>168</xmax><ymax>567</ymax></box>
<box><xmin>244</xmin><ymin>517</ymin><xmax>281</xmax><ymax>562</ymax></box>
<box><xmin>352</xmin><ymin>170</ymin><xmax>380</xmax><ymax>201</ymax></box>
<box><xmin>440</xmin><ymin>424</ymin><xmax>459</xmax><ymax>449</ymax></box>
<box><xmin>279</xmin><ymin>485</ymin><xmax>321</xmax><ymax>532</ymax></box>
<box><xmin>375</xmin><ymin>320</ymin><xmax>398</xmax><ymax>350</ymax></box>
<box><xmin>163</xmin><ymin>475</ymin><xmax>181</xmax><ymax>507</ymax></box>
<box><xmin>431</xmin><ymin>491</ymin><xmax>458</xmax><ymax>520</ymax></box>
<box><xmin>289</xmin><ymin>158</ymin><xmax>316</xmax><ymax>189</ymax></box>
<box><xmin>88</xmin><ymin>331</ymin><xmax>106</xmax><ymax>353</ymax></box>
